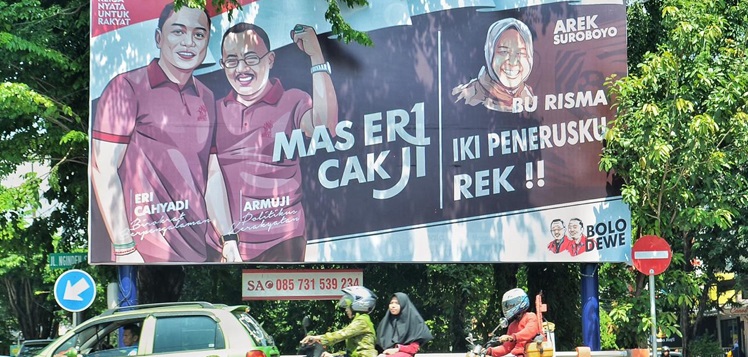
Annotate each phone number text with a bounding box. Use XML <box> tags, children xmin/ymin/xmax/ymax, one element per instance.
<box><xmin>246</xmin><ymin>277</ymin><xmax>360</xmax><ymax>292</ymax></box>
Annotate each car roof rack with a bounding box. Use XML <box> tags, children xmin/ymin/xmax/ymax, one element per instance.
<box><xmin>100</xmin><ymin>301</ymin><xmax>216</xmax><ymax>316</ymax></box>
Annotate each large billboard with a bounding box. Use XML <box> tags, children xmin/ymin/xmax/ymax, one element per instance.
<box><xmin>89</xmin><ymin>0</ymin><xmax>631</xmax><ymax>264</ymax></box>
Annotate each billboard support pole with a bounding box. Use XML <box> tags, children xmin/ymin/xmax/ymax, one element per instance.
<box><xmin>581</xmin><ymin>263</ymin><xmax>600</xmax><ymax>350</ymax></box>
<box><xmin>117</xmin><ymin>265</ymin><xmax>138</xmax><ymax>308</ymax></box>
<box><xmin>117</xmin><ymin>265</ymin><xmax>138</xmax><ymax>347</ymax></box>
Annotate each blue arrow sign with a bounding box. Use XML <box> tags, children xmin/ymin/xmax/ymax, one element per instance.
<box><xmin>54</xmin><ymin>269</ymin><xmax>96</xmax><ymax>312</ymax></box>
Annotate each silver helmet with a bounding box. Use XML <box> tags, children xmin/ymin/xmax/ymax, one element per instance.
<box><xmin>501</xmin><ymin>288</ymin><xmax>530</xmax><ymax>322</ymax></box>
<box><xmin>338</xmin><ymin>286</ymin><xmax>377</xmax><ymax>313</ymax></box>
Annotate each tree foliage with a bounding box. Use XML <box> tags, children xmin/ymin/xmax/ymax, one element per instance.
<box><xmin>174</xmin><ymin>0</ymin><xmax>373</xmax><ymax>45</ymax></box>
<box><xmin>0</xmin><ymin>0</ymin><xmax>89</xmax><ymax>340</ymax></box>
<box><xmin>601</xmin><ymin>0</ymin><xmax>748</xmax><ymax>351</ymax></box>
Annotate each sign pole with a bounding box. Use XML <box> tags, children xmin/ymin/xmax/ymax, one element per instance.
<box><xmin>631</xmin><ymin>235</ymin><xmax>672</xmax><ymax>357</ymax></box>
<box><xmin>73</xmin><ymin>312</ymin><xmax>82</xmax><ymax>327</ymax></box>
<box><xmin>649</xmin><ymin>271</ymin><xmax>657</xmax><ymax>357</ymax></box>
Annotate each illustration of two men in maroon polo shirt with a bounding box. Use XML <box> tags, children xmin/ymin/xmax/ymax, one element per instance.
<box><xmin>91</xmin><ymin>3</ymin><xmax>336</xmax><ymax>263</ymax></box>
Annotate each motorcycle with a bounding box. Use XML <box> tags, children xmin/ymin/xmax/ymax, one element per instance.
<box><xmin>466</xmin><ymin>292</ymin><xmax>555</xmax><ymax>357</ymax></box>
<box><xmin>465</xmin><ymin>319</ymin><xmax>507</xmax><ymax>357</ymax></box>
<box><xmin>298</xmin><ymin>316</ymin><xmax>326</xmax><ymax>357</ymax></box>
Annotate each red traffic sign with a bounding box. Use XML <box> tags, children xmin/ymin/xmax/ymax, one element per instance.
<box><xmin>632</xmin><ymin>235</ymin><xmax>672</xmax><ymax>275</ymax></box>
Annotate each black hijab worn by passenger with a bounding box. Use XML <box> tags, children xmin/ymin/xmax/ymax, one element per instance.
<box><xmin>376</xmin><ymin>292</ymin><xmax>434</xmax><ymax>350</ymax></box>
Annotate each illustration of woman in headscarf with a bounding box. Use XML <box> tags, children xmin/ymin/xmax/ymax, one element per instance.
<box><xmin>452</xmin><ymin>18</ymin><xmax>535</xmax><ymax>113</ymax></box>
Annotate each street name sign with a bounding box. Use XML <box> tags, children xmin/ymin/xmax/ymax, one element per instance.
<box><xmin>49</xmin><ymin>252</ymin><xmax>88</xmax><ymax>269</ymax></box>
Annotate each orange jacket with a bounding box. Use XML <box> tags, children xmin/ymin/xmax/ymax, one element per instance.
<box><xmin>487</xmin><ymin>312</ymin><xmax>540</xmax><ymax>357</ymax></box>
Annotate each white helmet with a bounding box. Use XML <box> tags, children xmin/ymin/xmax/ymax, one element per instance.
<box><xmin>501</xmin><ymin>288</ymin><xmax>530</xmax><ymax>322</ymax></box>
<box><xmin>338</xmin><ymin>286</ymin><xmax>377</xmax><ymax>313</ymax></box>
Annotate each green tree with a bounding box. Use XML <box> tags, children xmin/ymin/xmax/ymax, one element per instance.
<box><xmin>601</xmin><ymin>0</ymin><xmax>748</xmax><ymax>352</ymax></box>
<box><xmin>0</xmin><ymin>0</ymin><xmax>89</xmax><ymax>339</ymax></box>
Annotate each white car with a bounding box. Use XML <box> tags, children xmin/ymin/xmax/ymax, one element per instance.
<box><xmin>36</xmin><ymin>302</ymin><xmax>280</xmax><ymax>357</ymax></box>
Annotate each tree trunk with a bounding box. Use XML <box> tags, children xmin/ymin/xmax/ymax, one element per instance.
<box><xmin>681</xmin><ymin>302</ymin><xmax>690</xmax><ymax>356</ymax></box>
<box><xmin>528</xmin><ymin>263</ymin><xmax>582</xmax><ymax>350</ymax></box>
<box><xmin>3</xmin><ymin>276</ymin><xmax>54</xmax><ymax>339</ymax></box>
<box><xmin>137</xmin><ymin>266</ymin><xmax>185</xmax><ymax>303</ymax></box>
<box><xmin>483</xmin><ymin>263</ymin><xmax>518</xmax><ymax>329</ymax></box>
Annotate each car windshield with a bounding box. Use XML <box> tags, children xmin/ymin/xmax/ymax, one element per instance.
<box><xmin>235</xmin><ymin>312</ymin><xmax>274</xmax><ymax>347</ymax></box>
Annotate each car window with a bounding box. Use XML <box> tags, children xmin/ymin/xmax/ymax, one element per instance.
<box><xmin>52</xmin><ymin>320</ymin><xmax>141</xmax><ymax>357</ymax></box>
<box><xmin>236</xmin><ymin>312</ymin><xmax>274</xmax><ymax>347</ymax></box>
<box><xmin>53</xmin><ymin>325</ymin><xmax>102</xmax><ymax>357</ymax></box>
<box><xmin>153</xmin><ymin>316</ymin><xmax>225</xmax><ymax>354</ymax></box>
<box><xmin>85</xmin><ymin>323</ymin><xmax>137</xmax><ymax>357</ymax></box>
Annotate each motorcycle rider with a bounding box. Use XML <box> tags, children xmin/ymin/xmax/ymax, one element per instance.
<box><xmin>485</xmin><ymin>288</ymin><xmax>540</xmax><ymax>357</ymax></box>
<box><xmin>662</xmin><ymin>346</ymin><xmax>671</xmax><ymax>357</ymax></box>
<box><xmin>301</xmin><ymin>286</ymin><xmax>379</xmax><ymax>357</ymax></box>
<box><xmin>377</xmin><ymin>292</ymin><xmax>434</xmax><ymax>357</ymax></box>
